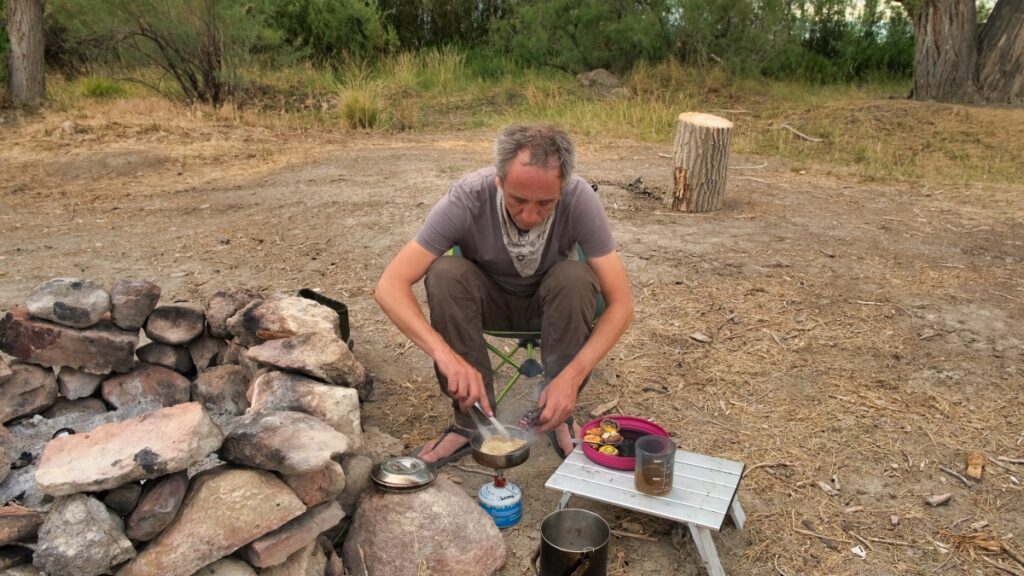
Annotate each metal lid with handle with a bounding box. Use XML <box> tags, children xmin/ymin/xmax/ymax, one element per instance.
<box><xmin>371</xmin><ymin>456</ymin><xmax>437</xmax><ymax>492</ymax></box>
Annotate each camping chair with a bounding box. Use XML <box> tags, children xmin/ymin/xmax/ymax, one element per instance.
<box><xmin>446</xmin><ymin>245</ymin><xmax>605</xmax><ymax>406</ymax></box>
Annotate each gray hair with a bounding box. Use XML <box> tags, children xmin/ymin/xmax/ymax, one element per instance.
<box><xmin>494</xmin><ymin>124</ymin><xmax>575</xmax><ymax>183</ymax></box>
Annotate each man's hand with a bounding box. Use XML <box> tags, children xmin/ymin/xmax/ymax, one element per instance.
<box><xmin>435</xmin><ymin>348</ymin><xmax>492</xmax><ymax>416</ymax></box>
<box><xmin>534</xmin><ymin>372</ymin><xmax>581</xmax><ymax>433</ymax></box>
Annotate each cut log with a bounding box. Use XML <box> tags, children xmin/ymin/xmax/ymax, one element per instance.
<box><xmin>667</xmin><ymin>112</ymin><xmax>733</xmax><ymax>213</ymax></box>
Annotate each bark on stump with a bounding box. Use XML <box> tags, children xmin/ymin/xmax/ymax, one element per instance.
<box><xmin>667</xmin><ymin>112</ymin><xmax>733</xmax><ymax>213</ymax></box>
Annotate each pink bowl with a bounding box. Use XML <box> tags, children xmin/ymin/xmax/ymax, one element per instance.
<box><xmin>580</xmin><ymin>415</ymin><xmax>670</xmax><ymax>470</ymax></box>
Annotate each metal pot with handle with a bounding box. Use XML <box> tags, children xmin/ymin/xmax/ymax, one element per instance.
<box><xmin>531</xmin><ymin>508</ymin><xmax>609</xmax><ymax>576</ymax></box>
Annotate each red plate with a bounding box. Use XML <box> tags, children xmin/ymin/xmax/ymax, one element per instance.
<box><xmin>580</xmin><ymin>415</ymin><xmax>670</xmax><ymax>470</ymax></box>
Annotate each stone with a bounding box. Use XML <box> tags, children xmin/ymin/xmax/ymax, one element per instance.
<box><xmin>343</xmin><ymin>478</ymin><xmax>506</xmax><ymax>576</ymax></box>
<box><xmin>246</xmin><ymin>333</ymin><xmax>371</xmax><ymax>398</ymax></box>
<box><xmin>101</xmin><ymin>363</ymin><xmax>191</xmax><ymax>411</ymax></box>
<box><xmin>193</xmin><ymin>557</ymin><xmax>257</xmax><ymax>576</ymax></box>
<box><xmin>103</xmin><ymin>483</ymin><xmax>143</xmax><ymax>517</ymax></box>
<box><xmin>261</xmin><ymin>542</ymin><xmax>327</xmax><ymax>576</ymax></box>
<box><xmin>205</xmin><ymin>289</ymin><xmax>258</xmax><ymax>339</ymax></box>
<box><xmin>282</xmin><ymin>460</ymin><xmax>347</xmax><ymax>507</ymax></box>
<box><xmin>320</xmin><ymin>535</ymin><xmax>346</xmax><ymax>576</ymax></box>
<box><xmin>189</xmin><ymin>336</ymin><xmax>227</xmax><ymax>372</ymax></box>
<box><xmin>41</xmin><ymin>397</ymin><xmax>108</xmax><ymax>419</ymax></box>
<box><xmin>0</xmin><ymin>359</ymin><xmax>11</xmax><ymax>384</ymax></box>
<box><xmin>136</xmin><ymin>342</ymin><xmax>194</xmax><ymax>373</ymax></box>
<box><xmin>25</xmin><ymin>278</ymin><xmax>111</xmax><ymax>329</ymax></box>
<box><xmin>33</xmin><ymin>494</ymin><xmax>136</xmax><ymax>576</ymax></box>
<box><xmin>576</xmin><ymin>68</ymin><xmax>621</xmax><ymax>88</ymax></box>
<box><xmin>2</xmin><ymin>406</ymin><xmax>151</xmax><ymax>507</ymax></box>
<box><xmin>115</xmin><ymin>467</ymin><xmax>305</xmax><ymax>576</ymax></box>
<box><xmin>249</xmin><ymin>371</ymin><xmax>362</xmax><ymax>448</ymax></box>
<box><xmin>336</xmin><ymin>454</ymin><xmax>373</xmax><ymax>515</ymax></box>
<box><xmin>0</xmin><ymin>307</ymin><xmax>138</xmax><ymax>374</ymax></box>
<box><xmin>144</xmin><ymin>303</ymin><xmax>205</xmax><ymax>345</ymax></box>
<box><xmin>56</xmin><ymin>367</ymin><xmax>104</xmax><ymax>399</ymax></box>
<box><xmin>0</xmin><ymin>362</ymin><xmax>58</xmax><ymax>424</ymax></box>
<box><xmin>227</xmin><ymin>295</ymin><xmax>340</xmax><ymax>347</ymax></box>
<box><xmin>193</xmin><ymin>365</ymin><xmax>250</xmax><ymax>416</ymax></box>
<box><xmin>355</xmin><ymin>426</ymin><xmax>404</xmax><ymax>464</ymax></box>
<box><xmin>220</xmin><ymin>411</ymin><xmax>349</xmax><ymax>474</ymax></box>
<box><xmin>0</xmin><ymin>425</ymin><xmax>12</xmax><ymax>484</ymax></box>
<box><xmin>0</xmin><ymin>505</ymin><xmax>45</xmax><ymax>546</ymax></box>
<box><xmin>0</xmin><ymin>545</ymin><xmax>33</xmax><ymax>570</ymax></box>
<box><xmin>109</xmin><ymin>279</ymin><xmax>161</xmax><ymax>331</ymax></box>
<box><xmin>238</xmin><ymin>500</ymin><xmax>344</xmax><ymax>568</ymax></box>
<box><xmin>125</xmin><ymin>471</ymin><xmax>188</xmax><ymax>542</ymax></box>
<box><xmin>36</xmin><ymin>402</ymin><xmax>223</xmax><ymax>496</ymax></box>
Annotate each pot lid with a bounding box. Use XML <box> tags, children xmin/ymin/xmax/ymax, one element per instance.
<box><xmin>372</xmin><ymin>456</ymin><xmax>437</xmax><ymax>490</ymax></box>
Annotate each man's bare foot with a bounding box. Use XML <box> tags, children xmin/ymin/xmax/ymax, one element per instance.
<box><xmin>553</xmin><ymin>420</ymin><xmax>581</xmax><ymax>457</ymax></box>
<box><xmin>416</xmin><ymin>424</ymin><xmax>473</xmax><ymax>465</ymax></box>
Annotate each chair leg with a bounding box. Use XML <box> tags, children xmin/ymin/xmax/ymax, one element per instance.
<box><xmin>728</xmin><ymin>499</ymin><xmax>746</xmax><ymax>530</ymax></box>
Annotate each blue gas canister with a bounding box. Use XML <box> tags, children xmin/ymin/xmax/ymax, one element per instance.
<box><xmin>478</xmin><ymin>477</ymin><xmax>522</xmax><ymax>528</ymax></box>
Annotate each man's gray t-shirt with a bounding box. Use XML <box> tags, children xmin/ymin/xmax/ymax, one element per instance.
<box><xmin>415</xmin><ymin>167</ymin><xmax>615</xmax><ymax>296</ymax></box>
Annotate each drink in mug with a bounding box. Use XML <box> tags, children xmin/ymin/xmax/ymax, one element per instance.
<box><xmin>634</xmin><ymin>435</ymin><xmax>675</xmax><ymax>495</ymax></box>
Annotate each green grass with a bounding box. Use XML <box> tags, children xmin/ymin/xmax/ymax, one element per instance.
<box><xmin>41</xmin><ymin>50</ymin><xmax>1024</xmax><ymax>187</ymax></box>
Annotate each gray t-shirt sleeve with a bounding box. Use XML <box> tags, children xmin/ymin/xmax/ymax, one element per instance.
<box><xmin>570</xmin><ymin>179</ymin><xmax>616</xmax><ymax>259</ymax></box>
<box><xmin>414</xmin><ymin>184</ymin><xmax>470</xmax><ymax>256</ymax></box>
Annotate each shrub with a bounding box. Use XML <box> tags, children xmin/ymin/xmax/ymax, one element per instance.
<box><xmin>258</xmin><ymin>0</ymin><xmax>395</xmax><ymax>62</ymax></box>
<box><xmin>80</xmin><ymin>76</ymin><xmax>125</xmax><ymax>98</ymax></box>
<box><xmin>340</xmin><ymin>88</ymin><xmax>380</xmax><ymax>129</ymax></box>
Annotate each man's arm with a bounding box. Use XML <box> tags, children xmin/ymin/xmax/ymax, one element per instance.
<box><xmin>535</xmin><ymin>250</ymin><xmax>634</xmax><ymax>432</ymax></box>
<box><xmin>374</xmin><ymin>240</ymin><xmax>492</xmax><ymax>415</ymax></box>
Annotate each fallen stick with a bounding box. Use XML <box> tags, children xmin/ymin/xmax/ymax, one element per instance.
<box><xmin>848</xmin><ymin>531</ymin><xmax>875</xmax><ymax>551</ymax></box>
<box><xmin>741</xmin><ymin>462</ymin><xmax>793</xmax><ymax>478</ymax></box>
<box><xmin>733</xmin><ymin>176</ymin><xmax>771</xmax><ymax>184</ymax></box>
<box><xmin>610</xmin><ymin>529</ymin><xmax>659</xmax><ymax>542</ymax></box>
<box><xmin>865</xmin><ymin>536</ymin><xmax>918</xmax><ymax>548</ymax></box>
<box><xmin>981</xmin><ymin>555</ymin><xmax>1024</xmax><ymax>576</ymax></box>
<box><xmin>988</xmin><ymin>457</ymin><xmax>1018</xmax><ymax>473</ymax></box>
<box><xmin>998</xmin><ymin>457</ymin><xmax>1024</xmax><ymax>465</ymax></box>
<box><xmin>779</xmin><ymin>124</ymin><xmax>823</xmax><ymax>142</ymax></box>
<box><xmin>730</xmin><ymin>162</ymin><xmax>768</xmax><ymax>169</ymax></box>
<box><xmin>940</xmin><ymin>466</ymin><xmax>975</xmax><ymax>487</ymax></box>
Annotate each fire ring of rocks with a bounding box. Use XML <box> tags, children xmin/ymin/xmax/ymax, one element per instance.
<box><xmin>0</xmin><ymin>277</ymin><xmax>385</xmax><ymax>575</ymax></box>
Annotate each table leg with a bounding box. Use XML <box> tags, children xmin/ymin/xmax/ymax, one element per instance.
<box><xmin>728</xmin><ymin>498</ymin><xmax>746</xmax><ymax>530</ymax></box>
<box><xmin>557</xmin><ymin>491</ymin><xmax>572</xmax><ymax>511</ymax></box>
<box><xmin>687</xmin><ymin>523</ymin><xmax>725</xmax><ymax>576</ymax></box>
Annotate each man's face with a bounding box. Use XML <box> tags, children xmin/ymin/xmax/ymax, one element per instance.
<box><xmin>496</xmin><ymin>150</ymin><xmax>562</xmax><ymax>231</ymax></box>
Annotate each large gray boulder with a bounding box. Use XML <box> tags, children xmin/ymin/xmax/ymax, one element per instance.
<box><xmin>282</xmin><ymin>460</ymin><xmax>347</xmax><ymax>507</ymax></box>
<box><xmin>0</xmin><ymin>307</ymin><xmax>138</xmax><ymax>374</ymax></box>
<box><xmin>189</xmin><ymin>336</ymin><xmax>228</xmax><ymax>372</ymax></box>
<box><xmin>261</xmin><ymin>542</ymin><xmax>326</xmax><ymax>576</ymax></box>
<box><xmin>220</xmin><ymin>411</ymin><xmax>349</xmax><ymax>474</ymax></box>
<box><xmin>193</xmin><ymin>557</ymin><xmax>258</xmax><ymax>576</ymax></box>
<box><xmin>343</xmin><ymin>477</ymin><xmax>506</xmax><ymax>576</ymax></box>
<box><xmin>115</xmin><ymin>467</ymin><xmax>305</xmax><ymax>576</ymax></box>
<box><xmin>136</xmin><ymin>342</ymin><xmax>194</xmax><ymax>374</ymax></box>
<box><xmin>0</xmin><ymin>362</ymin><xmax>58</xmax><ymax>424</ymax></box>
<box><xmin>41</xmin><ymin>397</ymin><xmax>108</xmax><ymax>419</ymax></box>
<box><xmin>36</xmin><ymin>402</ymin><xmax>223</xmax><ymax>496</ymax></box>
<box><xmin>336</xmin><ymin>454</ymin><xmax>373</xmax><ymax>515</ymax></box>
<box><xmin>109</xmin><ymin>279</ymin><xmax>161</xmax><ymax>331</ymax></box>
<box><xmin>249</xmin><ymin>371</ymin><xmax>361</xmax><ymax>448</ymax></box>
<box><xmin>26</xmin><ymin>278</ymin><xmax>110</xmax><ymax>329</ymax></box>
<box><xmin>56</xmin><ymin>367</ymin><xmax>104</xmax><ymax>400</ymax></box>
<box><xmin>33</xmin><ymin>494</ymin><xmax>135</xmax><ymax>576</ymax></box>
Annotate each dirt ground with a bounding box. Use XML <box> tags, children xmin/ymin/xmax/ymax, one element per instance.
<box><xmin>1</xmin><ymin>100</ymin><xmax>1023</xmax><ymax>575</ymax></box>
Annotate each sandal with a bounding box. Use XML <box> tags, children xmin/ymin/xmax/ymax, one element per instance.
<box><xmin>413</xmin><ymin>423</ymin><xmax>474</xmax><ymax>468</ymax></box>
<box><xmin>547</xmin><ymin>415</ymin><xmax>579</xmax><ymax>460</ymax></box>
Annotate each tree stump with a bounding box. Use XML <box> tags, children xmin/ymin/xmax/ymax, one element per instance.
<box><xmin>667</xmin><ymin>112</ymin><xmax>733</xmax><ymax>213</ymax></box>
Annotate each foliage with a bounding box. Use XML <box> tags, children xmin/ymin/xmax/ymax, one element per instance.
<box><xmin>488</xmin><ymin>0</ymin><xmax>675</xmax><ymax>73</ymax></box>
<box><xmin>80</xmin><ymin>76</ymin><xmax>125</xmax><ymax>98</ymax></box>
<box><xmin>255</xmin><ymin>0</ymin><xmax>396</xmax><ymax>62</ymax></box>
<box><xmin>0</xmin><ymin>0</ymin><xmax>8</xmax><ymax>85</ymax></box>
<box><xmin>46</xmin><ymin>0</ymin><xmax>281</xmax><ymax>105</ymax></box>
<box><xmin>378</xmin><ymin>0</ymin><xmax>508</xmax><ymax>49</ymax></box>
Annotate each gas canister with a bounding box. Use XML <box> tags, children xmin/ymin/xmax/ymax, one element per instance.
<box><xmin>478</xmin><ymin>477</ymin><xmax>522</xmax><ymax>528</ymax></box>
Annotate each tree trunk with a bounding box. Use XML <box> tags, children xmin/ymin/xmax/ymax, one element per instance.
<box><xmin>903</xmin><ymin>0</ymin><xmax>977</xmax><ymax>102</ymax></box>
<box><xmin>5</xmin><ymin>0</ymin><xmax>46</xmax><ymax>104</ymax></box>
<box><xmin>977</xmin><ymin>0</ymin><xmax>1024</xmax><ymax>104</ymax></box>
<box><xmin>667</xmin><ymin>112</ymin><xmax>732</xmax><ymax>213</ymax></box>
